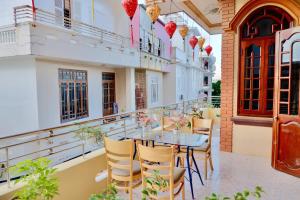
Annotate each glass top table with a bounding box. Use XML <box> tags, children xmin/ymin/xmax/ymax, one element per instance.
<box><xmin>121</xmin><ymin>129</ymin><xmax>208</xmax><ymax>199</ymax></box>
<box><xmin>124</xmin><ymin>130</ymin><xmax>209</xmax><ymax>148</ymax></box>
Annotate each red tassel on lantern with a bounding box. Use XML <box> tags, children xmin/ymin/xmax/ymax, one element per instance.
<box><xmin>205</xmin><ymin>45</ymin><xmax>213</xmax><ymax>56</ymax></box>
<box><xmin>32</xmin><ymin>0</ymin><xmax>36</xmax><ymax>20</ymax></box>
<box><xmin>122</xmin><ymin>0</ymin><xmax>138</xmax><ymax>46</ymax></box>
<box><xmin>189</xmin><ymin>36</ymin><xmax>198</xmax><ymax>61</ymax></box>
<box><xmin>164</xmin><ymin>21</ymin><xmax>177</xmax><ymax>56</ymax></box>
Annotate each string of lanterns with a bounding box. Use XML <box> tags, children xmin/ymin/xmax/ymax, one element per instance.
<box><xmin>121</xmin><ymin>0</ymin><xmax>213</xmax><ymax>57</ymax></box>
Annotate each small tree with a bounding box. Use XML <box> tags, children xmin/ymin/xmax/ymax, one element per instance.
<box><xmin>10</xmin><ymin>158</ymin><xmax>59</xmax><ymax>200</ymax></box>
<box><xmin>89</xmin><ymin>184</ymin><xmax>120</xmax><ymax>200</ymax></box>
<box><xmin>142</xmin><ymin>170</ymin><xmax>169</xmax><ymax>200</ymax></box>
<box><xmin>75</xmin><ymin>124</ymin><xmax>105</xmax><ymax>144</ymax></box>
<box><xmin>212</xmin><ymin>80</ymin><xmax>221</xmax><ymax>96</ymax></box>
<box><xmin>205</xmin><ymin>186</ymin><xmax>264</xmax><ymax>200</ymax></box>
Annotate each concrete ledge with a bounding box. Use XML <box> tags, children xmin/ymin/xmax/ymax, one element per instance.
<box><xmin>0</xmin><ymin>148</ymin><xmax>107</xmax><ymax>200</ymax></box>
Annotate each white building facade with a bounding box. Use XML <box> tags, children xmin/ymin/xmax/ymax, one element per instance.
<box><xmin>0</xmin><ymin>1</ymin><xmax>215</xmax><ymax>137</ymax></box>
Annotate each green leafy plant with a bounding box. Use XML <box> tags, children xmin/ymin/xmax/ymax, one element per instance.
<box><xmin>10</xmin><ymin>157</ymin><xmax>59</xmax><ymax>200</ymax></box>
<box><xmin>89</xmin><ymin>183</ymin><xmax>120</xmax><ymax>200</ymax></box>
<box><xmin>75</xmin><ymin>124</ymin><xmax>105</xmax><ymax>144</ymax></box>
<box><xmin>205</xmin><ymin>186</ymin><xmax>264</xmax><ymax>200</ymax></box>
<box><xmin>142</xmin><ymin>170</ymin><xmax>169</xmax><ymax>200</ymax></box>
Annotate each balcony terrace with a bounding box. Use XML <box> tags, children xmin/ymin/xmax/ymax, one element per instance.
<box><xmin>0</xmin><ymin>96</ymin><xmax>299</xmax><ymax>200</ymax></box>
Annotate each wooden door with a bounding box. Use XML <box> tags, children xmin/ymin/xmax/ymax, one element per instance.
<box><xmin>272</xmin><ymin>27</ymin><xmax>300</xmax><ymax>177</ymax></box>
<box><xmin>102</xmin><ymin>73</ymin><xmax>115</xmax><ymax>116</ymax></box>
<box><xmin>240</xmin><ymin>38</ymin><xmax>275</xmax><ymax>116</ymax></box>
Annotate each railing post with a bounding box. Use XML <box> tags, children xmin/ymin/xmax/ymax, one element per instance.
<box><xmin>5</xmin><ymin>147</ymin><xmax>10</xmax><ymax>188</ymax></box>
<box><xmin>82</xmin><ymin>143</ymin><xmax>85</xmax><ymax>159</ymax></box>
<box><xmin>14</xmin><ymin>8</ymin><xmax>17</xmax><ymax>27</ymax></box>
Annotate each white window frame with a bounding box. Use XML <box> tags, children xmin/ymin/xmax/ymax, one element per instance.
<box><xmin>150</xmin><ymin>77</ymin><xmax>159</xmax><ymax>104</ymax></box>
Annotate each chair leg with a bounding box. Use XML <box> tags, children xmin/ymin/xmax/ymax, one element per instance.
<box><xmin>209</xmin><ymin>153</ymin><xmax>214</xmax><ymax>171</ymax></box>
<box><xmin>181</xmin><ymin>181</ymin><xmax>185</xmax><ymax>200</ymax></box>
<box><xmin>180</xmin><ymin>156</ymin><xmax>184</xmax><ymax>167</ymax></box>
<box><xmin>129</xmin><ymin>183</ymin><xmax>133</xmax><ymax>200</ymax></box>
<box><xmin>204</xmin><ymin>154</ymin><xmax>208</xmax><ymax>180</ymax></box>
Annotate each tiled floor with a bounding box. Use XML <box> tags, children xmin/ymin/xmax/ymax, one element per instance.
<box><xmin>120</xmin><ymin>127</ymin><xmax>300</xmax><ymax>199</ymax></box>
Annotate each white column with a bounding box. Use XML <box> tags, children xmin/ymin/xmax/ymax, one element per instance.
<box><xmin>125</xmin><ymin>68</ymin><xmax>136</xmax><ymax>112</ymax></box>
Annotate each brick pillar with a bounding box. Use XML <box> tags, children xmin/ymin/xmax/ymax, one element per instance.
<box><xmin>220</xmin><ymin>0</ymin><xmax>235</xmax><ymax>152</ymax></box>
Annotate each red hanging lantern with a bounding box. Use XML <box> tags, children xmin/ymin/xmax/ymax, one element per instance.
<box><xmin>164</xmin><ymin>21</ymin><xmax>177</xmax><ymax>39</ymax></box>
<box><xmin>121</xmin><ymin>0</ymin><xmax>138</xmax><ymax>46</ymax></box>
<box><xmin>164</xmin><ymin>21</ymin><xmax>177</xmax><ymax>55</ymax></box>
<box><xmin>32</xmin><ymin>0</ymin><xmax>36</xmax><ymax>20</ymax></box>
<box><xmin>189</xmin><ymin>36</ymin><xmax>198</xmax><ymax>61</ymax></box>
<box><xmin>205</xmin><ymin>45</ymin><xmax>213</xmax><ymax>56</ymax></box>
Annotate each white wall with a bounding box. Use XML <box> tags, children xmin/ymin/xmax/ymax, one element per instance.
<box><xmin>0</xmin><ymin>0</ymin><xmax>31</xmax><ymax>26</ymax></box>
<box><xmin>0</xmin><ymin>57</ymin><xmax>39</xmax><ymax>137</ymax></box>
<box><xmin>36</xmin><ymin>59</ymin><xmax>118</xmax><ymax>129</ymax></box>
<box><xmin>163</xmin><ymin>66</ymin><xmax>176</xmax><ymax>105</ymax></box>
<box><xmin>146</xmin><ymin>70</ymin><xmax>163</xmax><ymax>108</ymax></box>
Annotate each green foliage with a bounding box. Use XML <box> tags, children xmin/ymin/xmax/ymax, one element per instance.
<box><xmin>212</xmin><ymin>80</ymin><xmax>221</xmax><ymax>96</ymax></box>
<box><xmin>205</xmin><ymin>186</ymin><xmax>264</xmax><ymax>200</ymax></box>
<box><xmin>142</xmin><ymin>170</ymin><xmax>169</xmax><ymax>200</ymax></box>
<box><xmin>10</xmin><ymin>158</ymin><xmax>59</xmax><ymax>200</ymax></box>
<box><xmin>89</xmin><ymin>184</ymin><xmax>120</xmax><ymax>200</ymax></box>
<box><xmin>75</xmin><ymin>124</ymin><xmax>105</xmax><ymax>144</ymax></box>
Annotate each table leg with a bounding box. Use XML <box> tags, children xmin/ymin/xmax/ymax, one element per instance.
<box><xmin>191</xmin><ymin>148</ymin><xmax>204</xmax><ymax>185</ymax></box>
<box><xmin>186</xmin><ymin>147</ymin><xmax>195</xmax><ymax>199</ymax></box>
<box><xmin>133</xmin><ymin>140</ymin><xmax>137</xmax><ymax>159</ymax></box>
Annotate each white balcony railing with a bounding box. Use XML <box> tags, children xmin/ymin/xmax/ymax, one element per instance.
<box><xmin>0</xmin><ymin>26</ymin><xmax>16</xmax><ymax>44</ymax></box>
<box><xmin>14</xmin><ymin>5</ymin><xmax>135</xmax><ymax>50</ymax></box>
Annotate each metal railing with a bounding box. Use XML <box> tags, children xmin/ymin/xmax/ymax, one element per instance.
<box><xmin>0</xmin><ymin>98</ymin><xmax>211</xmax><ymax>186</ymax></box>
<box><xmin>0</xmin><ymin>26</ymin><xmax>16</xmax><ymax>44</ymax></box>
<box><xmin>14</xmin><ymin>5</ymin><xmax>135</xmax><ymax>50</ymax></box>
<box><xmin>211</xmin><ymin>96</ymin><xmax>221</xmax><ymax>108</ymax></box>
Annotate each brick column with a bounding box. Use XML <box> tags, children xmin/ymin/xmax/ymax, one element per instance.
<box><xmin>220</xmin><ymin>0</ymin><xmax>235</xmax><ymax>152</ymax></box>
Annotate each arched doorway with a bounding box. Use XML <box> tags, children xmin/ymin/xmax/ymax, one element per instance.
<box><xmin>238</xmin><ymin>6</ymin><xmax>293</xmax><ymax>116</ymax></box>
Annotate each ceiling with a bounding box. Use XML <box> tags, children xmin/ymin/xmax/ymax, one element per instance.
<box><xmin>145</xmin><ymin>0</ymin><xmax>222</xmax><ymax>34</ymax></box>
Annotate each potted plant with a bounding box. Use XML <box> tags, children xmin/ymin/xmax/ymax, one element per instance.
<box><xmin>205</xmin><ymin>186</ymin><xmax>264</xmax><ymax>200</ymax></box>
<box><xmin>169</xmin><ymin>114</ymin><xmax>188</xmax><ymax>134</ymax></box>
<box><xmin>89</xmin><ymin>183</ymin><xmax>120</xmax><ymax>200</ymax></box>
<box><xmin>141</xmin><ymin>170</ymin><xmax>168</xmax><ymax>200</ymax></box>
<box><xmin>75</xmin><ymin>124</ymin><xmax>105</xmax><ymax>145</ymax></box>
<box><xmin>139</xmin><ymin>114</ymin><xmax>155</xmax><ymax>136</ymax></box>
<box><xmin>10</xmin><ymin>157</ymin><xmax>59</xmax><ymax>200</ymax></box>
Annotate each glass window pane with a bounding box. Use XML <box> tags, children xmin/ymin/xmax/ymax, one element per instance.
<box><xmin>244</xmin><ymin>69</ymin><xmax>251</xmax><ymax>78</ymax></box>
<box><xmin>244</xmin><ymin>100</ymin><xmax>250</xmax><ymax>110</ymax></box>
<box><xmin>281</xmin><ymin>66</ymin><xmax>289</xmax><ymax>77</ymax></box>
<box><xmin>267</xmin><ymin>100</ymin><xmax>273</xmax><ymax>111</ymax></box>
<box><xmin>253</xmin><ymin>68</ymin><xmax>260</xmax><ymax>78</ymax></box>
<box><xmin>280</xmin><ymin>91</ymin><xmax>289</xmax><ymax>102</ymax></box>
<box><xmin>253</xmin><ymin>79</ymin><xmax>259</xmax><ymax>89</ymax></box>
<box><xmin>267</xmin><ymin>90</ymin><xmax>273</xmax><ymax>99</ymax></box>
<box><xmin>280</xmin><ymin>104</ymin><xmax>288</xmax><ymax>114</ymax></box>
<box><xmin>244</xmin><ymin>90</ymin><xmax>250</xmax><ymax>99</ymax></box>
<box><xmin>267</xmin><ymin>79</ymin><xmax>274</xmax><ymax>88</ymax></box>
<box><xmin>244</xmin><ymin>80</ymin><xmax>250</xmax><ymax>89</ymax></box>
<box><xmin>253</xmin><ymin>90</ymin><xmax>259</xmax><ymax>99</ymax></box>
<box><xmin>280</xmin><ymin>79</ymin><xmax>289</xmax><ymax>89</ymax></box>
<box><xmin>252</xmin><ymin>101</ymin><xmax>259</xmax><ymax>110</ymax></box>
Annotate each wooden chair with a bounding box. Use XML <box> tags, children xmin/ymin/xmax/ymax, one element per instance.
<box><xmin>161</xmin><ymin>116</ymin><xmax>176</xmax><ymax>131</ymax></box>
<box><xmin>191</xmin><ymin>118</ymin><xmax>214</xmax><ymax>179</ymax></box>
<box><xmin>191</xmin><ymin>118</ymin><xmax>212</xmax><ymax>135</ymax></box>
<box><xmin>104</xmin><ymin>137</ymin><xmax>141</xmax><ymax>200</ymax></box>
<box><xmin>137</xmin><ymin>144</ymin><xmax>185</xmax><ymax>200</ymax></box>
